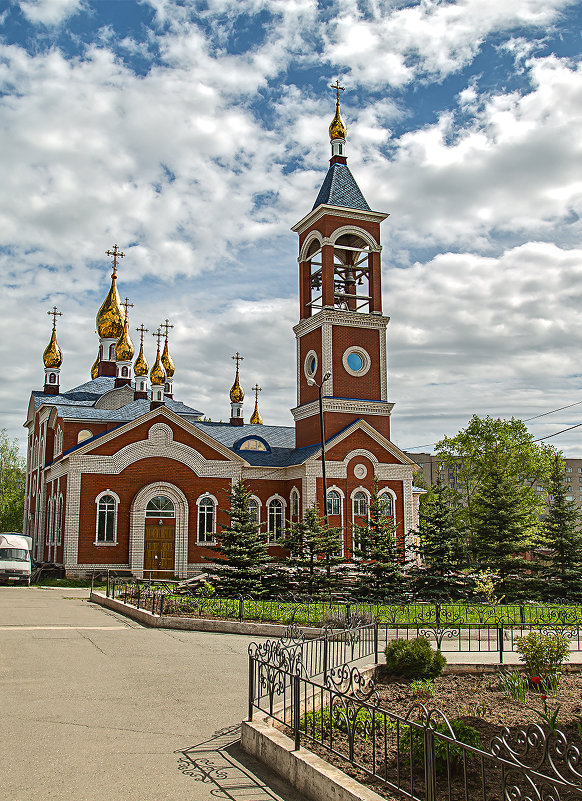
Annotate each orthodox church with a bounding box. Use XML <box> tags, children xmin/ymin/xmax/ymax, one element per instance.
<box><xmin>24</xmin><ymin>92</ymin><xmax>420</xmax><ymax>578</ymax></box>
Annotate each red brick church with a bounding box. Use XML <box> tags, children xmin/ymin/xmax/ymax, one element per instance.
<box><xmin>24</xmin><ymin>93</ymin><xmax>421</xmax><ymax>577</ymax></box>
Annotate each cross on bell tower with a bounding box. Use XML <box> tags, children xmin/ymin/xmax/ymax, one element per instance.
<box><xmin>43</xmin><ymin>306</ymin><xmax>63</xmax><ymax>395</ymax></box>
<box><xmin>229</xmin><ymin>352</ymin><xmax>245</xmax><ymax>426</ymax></box>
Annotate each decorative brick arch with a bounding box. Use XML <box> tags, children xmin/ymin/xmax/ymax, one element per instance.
<box><xmin>299</xmin><ymin>230</ymin><xmax>323</xmax><ymax>262</ymax></box>
<box><xmin>129</xmin><ymin>482</ymin><xmax>189</xmax><ymax>578</ymax></box>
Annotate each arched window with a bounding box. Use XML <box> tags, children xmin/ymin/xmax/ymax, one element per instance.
<box><xmin>121</xmin><ymin>366</ymin><xmax>128</xmax><ymax>377</ymax></box>
<box><xmin>353</xmin><ymin>491</ymin><xmax>368</xmax><ymax>517</ymax></box>
<box><xmin>109</xmin><ymin>344</ymin><xmax>116</xmax><ymax>360</ymax></box>
<box><xmin>57</xmin><ymin>496</ymin><xmax>63</xmax><ymax>546</ymax></box>
<box><xmin>290</xmin><ymin>489</ymin><xmax>299</xmax><ymax>519</ymax></box>
<box><xmin>327</xmin><ymin>490</ymin><xmax>341</xmax><ymax>516</ymax></box>
<box><xmin>248</xmin><ymin>497</ymin><xmax>260</xmax><ymax>525</ymax></box>
<box><xmin>268</xmin><ymin>498</ymin><xmax>284</xmax><ymax>541</ymax></box>
<box><xmin>96</xmin><ymin>494</ymin><xmax>117</xmax><ymax>543</ymax></box>
<box><xmin>45</xmin><ymin>502</ymin><xmax>52</xmax><ymax>545</ymax></box>
<box><xmin>378</xmin><ymin>492</ymin><xmax>394</xmax><ymax>519</ymax></box>
<box><xmin>77</xmin><ymin>429</ymin><xmax>93</xmax><ymax>444</ymax></box>
<box><xmin>237</xmin><ymin>438</ymin><xmax>269</xmax><ymax>452</ymax></box>
<box><xmin>49</xmin><ymin>373</ymin><xmax>56</xmax><ymax>383</ymax></box>
<box><xmin>145</xmin><ymin>496</ymin><xmax>175</xmax><ymax>518</ymax></box>
<box><xmin>197</xmin><ymin>496</ymin><xmax>215</xmax><ymax>543</ymax></box>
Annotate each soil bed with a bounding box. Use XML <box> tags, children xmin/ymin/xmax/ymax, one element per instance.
<box><xmin>289</xmin><ymin>671</ymin><xmax>582</xmax><ymax>801</ymax></box>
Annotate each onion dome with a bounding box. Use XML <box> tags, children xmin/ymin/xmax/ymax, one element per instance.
<box><xmin>150</xmin><ymin>349</ymin><xmax>166</xmax><ymax>386</ymax></box>
<box><xmin>230</xmin><ymin>370</ymin><xmax>244</xmax><ymax>403</ymax></box>
<box><xmin>96</xmin><ymin>272</ymin><xmax>125</xmax><ymax>339</ymax></box>
<box><xmin>91</xmin><ymin>352</ymin><xmax>100</xmax><ymax>380</ymax></box>
<box><xmin>329</xmin><ymin>99</ymin><xmax>347</xmax><ymax>141</ymax></box>
<box><xmin>250</xmin><ymin>402</ymin><xmax>263</xmax><ymax>425</ymax></box>
<box><xmin>43</xmin><ymin>328</ymin><xmax>62</xmax><ymax>369</ymax></box>
<box><xmin>134</xmin><ymin>342</ymin><xmax>149</xmax><ymax>377</ymax></box>
<box><xmin>161</xmin><ymin>339</ymin><xmax>175</xmax><ymax>379</ymax></box>
<box><xmin>115</xmin><ymin>319</ymin><xmax>134</xmax><ymax>361</ymax></box>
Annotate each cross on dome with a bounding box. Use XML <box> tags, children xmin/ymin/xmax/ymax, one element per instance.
<box><xmin>330</xmin><ymin>79</ymin><xmax>345</xmax><ymax>103</ymax></box>
<box><xmin>136</xmin><ymin>324</ymin><xmax>148</xmax><ymax>344</ymax></box>
<box><xmin>47</xmin><ymin>306</ymin><xmax>63</xmax><ymax>330</ymax></box>
<box><xmin>232</xmin><ymin>351</ymin><xmax>244</xmax><ymax>370</ymax></box>
<box><xmin>106</xmin><ymin>244</ymin><xmax>125</xmax><ymax>278</ymax></box>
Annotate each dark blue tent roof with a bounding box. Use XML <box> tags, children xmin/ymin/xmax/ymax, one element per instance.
<box><xmin>312</xmin><ymin>162</ymin><xmax>371</xmax><ymax>211</ymax></box>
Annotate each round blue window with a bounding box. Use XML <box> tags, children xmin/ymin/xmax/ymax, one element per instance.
<box><xmin>347</xmin><ymin>352</ymin><xmax>363</xmax><ymax>372</ymax></box>
<box><xmin>309</xmin><ymin>356</ymin><xmax>317</xmax><ymax>374</ymax></box>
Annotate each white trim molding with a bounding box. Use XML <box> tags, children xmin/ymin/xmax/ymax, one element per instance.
<box><xmin>129</xmin><ymin>483</ymin><xmax>189</xmax><ymax>579</ymax></box>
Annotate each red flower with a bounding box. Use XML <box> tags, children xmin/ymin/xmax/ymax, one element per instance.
<box><xmin>541</xmin><ymin>694</ymin><xmax>547</xmax><ymax>701</ymax></box>
<box><xmin>531</xmin><ymin>676</ymin><xmax>541</xmax><ymax>684</ymax></box>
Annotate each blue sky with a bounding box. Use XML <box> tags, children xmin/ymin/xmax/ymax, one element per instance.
<box><xmin>1</xmin><ymin>0</ymin><xmax>582</xmax><ymax>456</ymax></box>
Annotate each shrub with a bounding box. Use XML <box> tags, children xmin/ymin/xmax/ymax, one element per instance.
<box><xmin>498</xmin><ymin>669</ymin><xmax>529</xmax><ymax>702</ymax></box>
<box><xmin>514</xmin><ymin>631</ymin><xmax>570</xmax><ymax>682</ymax></box>
<box><xmin>384</xmin><ymin>637</ymin><xmax>446</xmax><ymax>679</ymax></box>
<box><xmin>410</xmin><ymin>678</ymin><xmax>435</xmax><ymax>698</ymax></box>
<box><xmin>401</xmin><ymin>719</ymin><xmax>482</xmax><ymax>774</ymax></box>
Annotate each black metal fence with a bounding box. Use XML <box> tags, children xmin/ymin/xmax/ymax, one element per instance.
<box><xmin>248</xmin><ymin>641</ymin><xmax>582</xmax><ymax>801</ymax></box>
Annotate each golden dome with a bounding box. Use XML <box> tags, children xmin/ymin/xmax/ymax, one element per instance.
<box><xmin>230</xmin><ymin>370</ymin><xmax>244</xmax><ymax>403</ymax></box>
<box><xmin>115</xmin><ymin>319</ymin><xmax>134</xmax><ymax>362</ymax></box>
<box><xmin>91</xmin><ymin>352</ymin><xmax>100</xmax><ymax>379</ymax></box>
<box><xmin>161</xmin><ymin>340</ymin><xmax>175</xmax><ymax>379</ymax></box>
<box><xmin>329</xmin><ymin>100</ymin><xmax>347</xmax><ymax>141</ymax></box>
<box><xmin>150</xmin><ymin>349</ymin><xmax>166</xmax><ymax>386</ymax></box>
<box><xmin>43</xmin><ymin>328</ymin><xmax>62</xmax><ymax>369</ymax></box>
<box><xmin>96</xmin><ymin>273</ymin><xmax>125</xmax><ymax>339</ymax></box>
<box><xmin>134</xmin><ymin>342</ymin><xmax>149</xmax><ymax>377</ymax></box>
<box><xmin>250</xmin><ymin>401</ymin><xmax>263</xmax><ymax>425</ymax></box>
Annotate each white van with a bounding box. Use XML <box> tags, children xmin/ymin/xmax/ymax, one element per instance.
<box><xmin>0</xmin><ymin>534</ymin><xmax>33</xmax><ymax>586</ymax></box>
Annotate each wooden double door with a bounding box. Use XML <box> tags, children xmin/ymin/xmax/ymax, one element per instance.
<box><xmin>144</xmin><ymin>519</ymin><xmax>175</xmax><ymax>578</ymax></box>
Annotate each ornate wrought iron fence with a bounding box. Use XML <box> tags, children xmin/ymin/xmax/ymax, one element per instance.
<box><xmin>248</xmin><ymin>651</ymin><xmax>582</xmax><ymax>800</ymax></box>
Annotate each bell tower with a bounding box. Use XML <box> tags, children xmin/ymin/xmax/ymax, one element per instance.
<box><xmin>291</xmin><ymin>83</ymin><xmax>393</xmax><ymax>448</ymax></box>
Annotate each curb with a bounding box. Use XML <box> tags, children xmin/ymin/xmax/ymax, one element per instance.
<box><xmin>241</xmin><ymin>719</ymin><xmax>385</xmax><ymax>801</ymax></box>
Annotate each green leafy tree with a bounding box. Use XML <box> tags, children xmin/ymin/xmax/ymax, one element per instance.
<box><xmin>206</xmin><ymin>480</ymin><xmax>269</xmax><ymax>596</ymax></box>
<box><xmin>352</xmin><ymin>482</ymin><xmax>405</xmax><ymax>600</ymax></box>
<box><xmin>472</xmin><ymin>464</ymin><xmax>537</xmax><ymax>596</ymax></box>
<box><xmin>540</xmin><ymin>455</ymin><xmax>582</xmax><ymax>600</ymax></box>
<box><xmin>412</xmin><ymin>482</ymin><xmax>468</xmax><ymax>600</ymax></box>
<box><xmin>0</xmin><ymin>430</ymin><xmax>25</xmax><ymax>532</ymax></box>
<box><xmin>282</xmin><ymin>507</ymin><xmax>343</xmax><ymax>597</ymax></box>
<box><xmin>436</xmin><ymin>415</ymin><xmax>555</xmax><ymax>559</ymax></box>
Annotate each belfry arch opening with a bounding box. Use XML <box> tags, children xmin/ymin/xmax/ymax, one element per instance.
<box><xmin>305</xmin><ymin>232</ymin><xmax>375</xmax><ymax>315</ymax></box>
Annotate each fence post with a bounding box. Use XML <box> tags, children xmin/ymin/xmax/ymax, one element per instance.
<box><xmin>519</xmin><ymin>605</ymin><xmax>525</xmax><ymax>626</ymax></box>
<box><xmin>239</xmin><ymin>596</ymin><xmax>245</xmax><ymax>623</ymax></box>
<box><xmin>248</xmin><ymin>653</ymin><xmax>255</xmax><ymax>721</ymax></box>
<box><xmin>323</xmin><ymin>634</ymin><xmax>329</xmax><ymax>684</ymax></box>
<box><xmin>424</xmin><ymin>726</ymin><xmax>436</xmax><ymax>801</ymax></box>
<box><xmin>374</xmin><ymin>621</ymin><xmax>379</xmax><ymax>665</ymax></box>
<box><xmin>435</xmin><ymin>603</ymin><xmax>441</xmax><ymax>628</ymax></box>
<box><xmin>90</xmin><ymin>569</ymin><xmax>95</xmax><ymax>593</ymax></box>
<box><xmin>159</xmin><ymin>593</ymin><xmax>164</xmax><ymax>617</ymax></box>
<box><xmin>345</xmin><ymin>603</ymin><xmax>351</xmax><ymax>624</ymax></box>
<box><xmin>498</xmin><ymin>623</ymin><xmax>504</xmax><ymax>664</ymax></box>
<box><xmin>136</xmin><ymin>585</ymin><xmax>141</xmax><ymax>610</ymax></box>
<box><xmin>293</xmin><ymin>673</ymin><xmax>301</xmax><ymax>751</ymax></box>
<box><xmin>106</xmin><ymin>569</ymin><xmax>110</xmax><ymax>597</ymax></box>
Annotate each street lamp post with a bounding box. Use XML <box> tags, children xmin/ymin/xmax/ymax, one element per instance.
<box><xmin>307</xmin><ymin>371</ymin><xmax>332</xmax><ymax>526</ymax></box>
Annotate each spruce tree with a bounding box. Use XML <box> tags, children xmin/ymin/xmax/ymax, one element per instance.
<box><xmin>412</xmin><ymin>482</ymin><xmax>467</xmax><ymax>600</ymax></box>
<box><xmin>541</xmin><ymin>455</ymin><xmax>582</xmax><ymax>601</ymax></box>
<box><xmin>282</xmin><ymin>507</ymin><xmax>343</xmax><ymax>598</ymax></box>
<box><xmin>352</xmin><ymin>482</ymin><xmax>404</xmax><ymax>600</ymax></box>
<box><xmin>206</xmin><ymin>480</ymin><xmax>269</xmax><ymax>597</ymax></box>
<box><xmin>473</xmin><ymin>464</ymin><xmax>536</xmax><ymax>598</ymax></box>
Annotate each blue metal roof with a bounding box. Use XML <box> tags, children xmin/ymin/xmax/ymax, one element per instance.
<box><xmin>312</xmin><ymin>162</ymin><xmax>371</xmax><ymax>212</ymax></box>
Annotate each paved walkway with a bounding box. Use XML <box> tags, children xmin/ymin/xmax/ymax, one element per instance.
<box><xmin>0</xmin><ymin>587</ymin><xmax>306</xmax><ymax>801</ymax></box>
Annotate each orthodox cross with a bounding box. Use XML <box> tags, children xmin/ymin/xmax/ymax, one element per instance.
<box><xmin>136</xmin><ymin>324</ymin><xmax>148</xmax><ymax>345</ymax></box>
<box><xmin>152</xmin><ymin>328</ymin><xmax>164</xmax><ymax>351</ymax></box>
<box><xmin>330</xmin><ymin>79</ymin><xmax>345</xmax><ymax>103</ymax></box>
<box><xmin>160</xmin><ymin>319</ymin><xmax>174</xmax><ymax>341</ymax></box>
<box><xmin>47</xmin><ymin>306</ymin><xmax>62</xmax><ymax>330</ymax></box>
<box><xmin>122</xmin><ymin>297</ymin><xmax>134</xmax><ymax>320</ymax></box>
<box><xmin>252</xmin><ymin>384</ymin><xmax>262</xmax><ymax>403</ymax></box>
<box><xmin>232</xmin><ymin>352</ymin><xmax>244</xmax><ymax>370</ymax></box>
<box><xmin>106</xmin><ymin>244</ymin><xmax>125</xmax><ymax>277</ymax></box>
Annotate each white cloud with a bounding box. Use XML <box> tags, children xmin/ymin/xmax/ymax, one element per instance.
<box><xmin>18</xmin><ymin>0</ymin><xmax>85</xmax><ymax>26</ymax></box>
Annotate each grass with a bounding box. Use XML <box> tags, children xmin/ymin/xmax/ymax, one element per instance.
<box><xmin>32</xmin><ymin>578</ymin><xmax>107</xmax><ymax>588</ymax></box>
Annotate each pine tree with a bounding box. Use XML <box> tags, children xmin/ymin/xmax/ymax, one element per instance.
<box><xmin>352</xmin><ymin>482</ymin><xmax>405</xmax><ymax>601</ymax></box>
<box><xmin>206</xmin><ymin>480</ymin><xmax>269</xmax><ymax>597</ymax></box>
<box><xmin>541</xmin><ymin>455</ymin><xmax>582</xmax><ymax>600</ymax></box>
<box><xmin>473</xmin><ymin>464</ymin><xmax>536</xmax><ymax>597</ymax></box>
<box><xmin>282</xmin><ymin>507</ymin><xmax>343</xmax><ymax>598</ymax></box>
<box><xmin>412</xmin><ymin>482</ymin><xmax>467</xmax><ymax>600</ymax></box>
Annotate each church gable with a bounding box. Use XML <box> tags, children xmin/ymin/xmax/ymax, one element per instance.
<box><xmin>320</xmin><ymin>421</ymin><xmax>416</xmax><ymax>466</ymax></box>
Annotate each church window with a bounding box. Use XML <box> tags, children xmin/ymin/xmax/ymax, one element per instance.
<box><xmin>197</xmin><ymin>496</ymin><xmax>215</xmax><ymax>543</ymax></box>
<box><xmin>164</xmin><ymin>383</ymin><xmax>169</xmax><ymax>392</ymax></box>
<box><xmin>347</xmin><ymin>352</ymin><xmax>363</xmax><ymax>372</ymax></box>
<box><xmin>327</xmin><ymin>490</ymin><xmax>341</xmax><ymax>516</ymax></box>
<box><xmin>237</xmin><ymin>438</ymin><xmax>269</xmax><ymax>452</ymax></box>
<box><xmin>46</xmin><ymin>503</ymin><xmax>52</xmax><ymax>545</ymax></box>
<box><xmin>146</xmin><ymin>496</ymin><xmax>175</xmax><ymax>518</ymax></box>
<box><xmin>268</xmin><ymin>498</ymin><xmax>284</xmax><ymax>541</ymax></box>
<box><xmin>49</xmin><ymin>373</ymin><xmax>56</xmax><ymax>383</ymax></box>
<box><xmin>342</xmin><ymin>347</ymin><xmax>370</xmax><ymax>377</ymax></box>
<box><xmin>77</xmin><ymin>429</ymin><xmax>93</xmax><ymax>444</ymax></box>
<box><xmin>248</xmin><ymin>497</ymin><xmax>260</xmax><ymax>525</ymax></box>
<box><xmin>353</xmin><ymin>491</ymin><xmax>368</xmax><ymax>517</ymax></box>
<box><xmin>96</xmin><ymin>494</ymin><xmax>116</xmax><ymax>543</ymax></box>
<box><xmin>109</xmin><ymin>344</ymin><xmax>116</xmax><ymax>360</ymax></box>
<box><xmin>57</xmin><ymin>496</ymin><xmax>63</xmax><ymax>546</ymax></box>
<box><xmin>121</xmin><ymin>366</ymin><xmax>128</xmax><ymax>377</ymax></box>
<box><xmin>290</xmin><ymin>489</ymin><xmax>299</xmax><ymax>518</ymax></box>
<box><xmin>304</xmin><ymin>350</ymin><xmax>318</xmax><ymax>379</ymax></box>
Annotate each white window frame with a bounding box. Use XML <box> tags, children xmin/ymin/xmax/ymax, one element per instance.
<box><xmin>248</xmin><ymin>495</ymin><xmax>261</xmax><ymax>526</ymax></box>
<box><xmin>45</xmin><ymin>500</ymin><xmax>52</xmax><ymax>545</ymax></box>
<box><xmin>267</xmin><ymin>495</ymin><xmax>286</xmax><ymax>542</ymax></box>
<box><xmin>351</xmin><ymin>487</ymin><xmax>371</xmax><ymax>557</ymax></box>
<box><xmin>196</xmin><ymin>493</ymin><xmax>217</xmax><ymax>544</ymax></box>
<box><xmin>94</xmin><ymin>490</ymin><xmax>120</xmax><ymax>546</ymax></box>
<box><xmin>290</xmin><ymin>488</ymin><xmax>300</xmax><ymax>519</ymax></box>
<box><xmin>378</xmin><ymin>488</ymin><xmax>397</xmax><ymax>525</ymax></box>
<box><xmin>57</xmin><ymin>495</ymin><xmax>63</xmax><ymax>547</ymax></box>
<box><xmin>54</xmin><ymin>426</ymin><xmax>63</xmax><ymax>457</ymax></box>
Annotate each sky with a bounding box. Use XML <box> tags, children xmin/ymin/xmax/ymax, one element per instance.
<box><xmin>1</xmin><ymin>0</ymin><xmax>582</xmax><ymax>458</ymax></box>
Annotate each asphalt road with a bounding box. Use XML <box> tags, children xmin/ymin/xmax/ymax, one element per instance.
<box><xmin>0</xmin><ymin>587</ymin><xmax>306</xmax><ymax>801</ymax></box>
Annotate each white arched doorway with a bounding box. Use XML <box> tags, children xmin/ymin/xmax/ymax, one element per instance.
<box><xmin>129</xmin><ymin>482</ymin><xmax>189</xmax><ymax>578</ymax></box>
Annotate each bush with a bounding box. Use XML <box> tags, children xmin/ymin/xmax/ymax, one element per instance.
<box><xmin>384</xmin><ymin>637</ymin><xmax>446</xmax><ymax>679</ymax></box>
<box><xmin>514</xmin><ymin>631</ymin><xmax>570</xmax><ymax>681</ymax></box>
<box><xmin>401</xmin><ymin>719</ymin><xmax>482</xmax><ymax>774</ymax></box>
